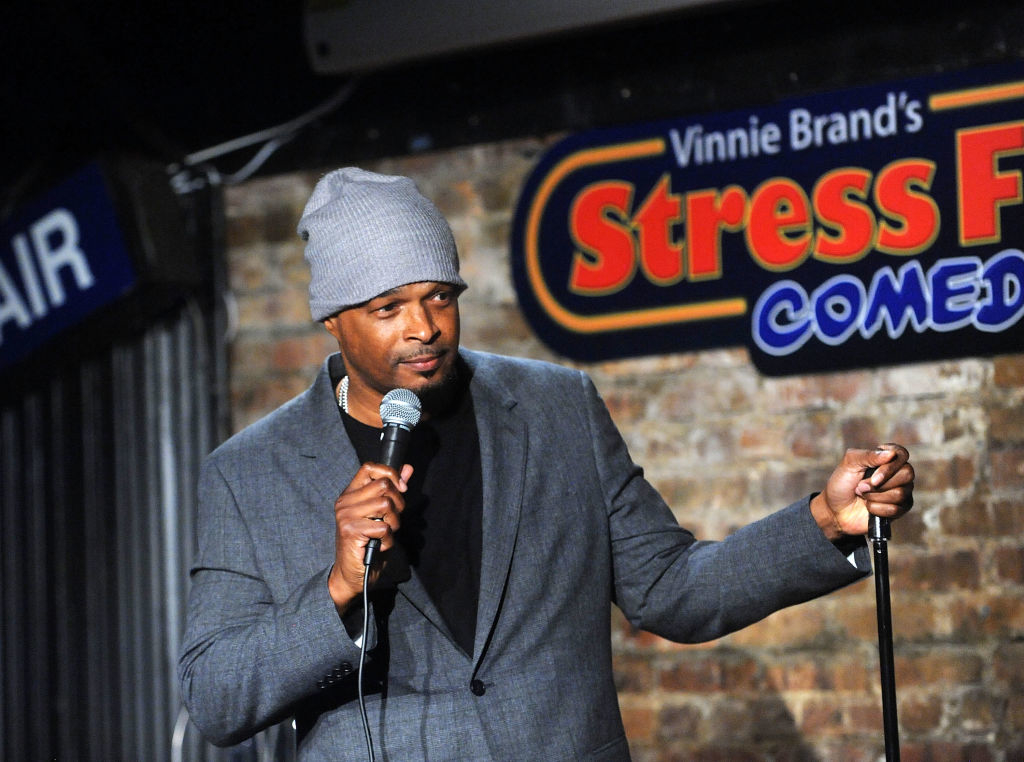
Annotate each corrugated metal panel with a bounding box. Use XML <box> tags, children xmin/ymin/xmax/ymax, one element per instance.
<box><xmin>0</xmin><ymin>296</ymin><xmax>291</xmax><ymax>760</ymax></box>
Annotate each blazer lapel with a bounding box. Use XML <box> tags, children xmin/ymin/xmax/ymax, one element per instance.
<box><xmin>468</xmin><ymin>360</ymin><xmax>527</xmax><ymax>665</ymax></box>
<box><xmin>392</xmin><ymin>386</ymin><xmax>526</xmax><ymax>654</ymax></box>
<box><xmin>392</xmin><ymin>562</ymin><xmax>457</xmax><ymax>644</ymax></box>
<box><xmin>296</xmin><ymin>360</ymin><xmax>451</xmax><ymax>636</ymax></box>
<box><xmin>291</xmin><ymin>361</ymin><xmax>362</xmax><ymax>510</ymax></box>
<box><xmin>391</xmin><ymin>354</ymin><xmax>528</xmax><ymax>661</ymax></box>
<box><xmin>280</xmin><ymin>359</ymin><xmax>364</xmax><ymax>580</ymax></box>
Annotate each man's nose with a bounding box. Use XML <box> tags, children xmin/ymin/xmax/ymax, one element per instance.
<box><xmin>405</xmin><ymin>304</ymin><xmax>439</xmax><ymax>342</ymax></box>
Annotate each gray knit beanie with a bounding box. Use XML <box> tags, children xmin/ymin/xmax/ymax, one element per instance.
<box><xmin>298</xmin><ymin>167</ymin><xmax>467</xmax><ymax>320</ymax></box>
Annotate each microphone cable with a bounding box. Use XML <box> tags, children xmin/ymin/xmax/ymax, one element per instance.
<box><xmin>357</xmin><ymin>388</ymin><xmax>421</xmax><ymax>762</ymax></box>
<box><xmin>358</xmin><ymin>564</ymin><xmax>375</xmax><ymax>762</ymax></box>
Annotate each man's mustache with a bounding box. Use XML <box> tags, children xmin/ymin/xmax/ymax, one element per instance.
<box><xmin>394</xmin><ymin>347</ymin><xmax>447</xmax><ymax>364</ymax></box>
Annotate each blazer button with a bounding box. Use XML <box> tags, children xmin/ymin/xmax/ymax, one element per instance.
<box><xmin>470</xmin><ymin>679</ymin><xmax>486</xmax><ymax>696</ymax></box>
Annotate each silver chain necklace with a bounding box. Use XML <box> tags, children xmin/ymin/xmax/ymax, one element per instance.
<box><xmin>336</xmin><ymin>375</ymin><xmax>349</xmax><ymax>413</ymax></box>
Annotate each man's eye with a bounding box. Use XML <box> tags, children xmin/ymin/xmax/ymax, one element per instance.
<box><xmin>374</xmin><ymin>302</ymin><xmax>400</xmax><ymax>314</ymax></box>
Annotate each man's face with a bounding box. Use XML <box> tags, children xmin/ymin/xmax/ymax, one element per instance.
<box><xmin>323</xmin><ymin>280</ymin><xmax>461</xmax><ymax>418</ymax></box>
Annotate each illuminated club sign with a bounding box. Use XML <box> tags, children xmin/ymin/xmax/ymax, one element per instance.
<box><xmin>0</xmin><ymin>163</ymin><xmax>138</xmax><ymax>372</ymax></box>
<box><xmin>510</xmin><ymin>64</ymin><xmax>1024</xmax><ymax>375</ymax></box>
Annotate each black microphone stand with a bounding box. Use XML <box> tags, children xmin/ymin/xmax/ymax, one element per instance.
<box><xmin>869</xmin><ymin>514</ymin><xmax>900</xmax><ymax>762</ymax></box>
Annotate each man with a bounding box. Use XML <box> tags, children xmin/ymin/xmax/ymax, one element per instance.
<box><xmin>179</xmin><ymin>167</ymin><xmax>914</xmax><ymax>759</ymax></box>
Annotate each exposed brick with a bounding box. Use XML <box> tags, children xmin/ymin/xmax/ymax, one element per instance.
<box><xmin>659</xmin><ymin>369</ymin><xmax>759</xmax><ymax>420</ymax></box>
<box><xmin>832</xmin><ymin>598</ymin><xmax>879</xmax><ymax>641</ymax></box>
<box><xmin>827</xmin><ymin>656</ymin><xmax>874</xmax><ymax>692</ymax></box>
<box><xmin>956</xmin><ymin>687</ymin><xmax>1001</xmax><ymax>732</ymax></box>
<box><xmin>899</xmin><ymin>740</ymin><xmax>995</xmax><ymax>762</ymax></box>
<box><xmin>755</xmin><ymin>465</ymin><xmax>834</xmax><ymax>507</ymax></box>
<box><xmin>764</xmin><ymin>654</ymin><xmax>873</xmax><ymax>693</ymax></box>
<box><xmin>942</xmin><ymin>409</ymin><xmax>969</xmax><ymax>442</ymax></box>
<box><xmin>738</xmin><ymin>418</ymin><xmax>787</xmax><ymax>459</ymax></box>
<box><xmin>234</xmin><ymin>289</ymin><xmax>312</xmax><ymax>329</ymax></box>
<box><xmin>843</xmin><ymin>696</ymin><xmax>884</xmax><ymax>733</ymax></box>
<box><xmin>993</xmin><ymin>642</ymin><xmax>1024</xmax><ymax>689</ymax></box>
<box><xmin>993</xmin><ymin>354</ymin><xmax>1024</xmax><ymax>387</ymax></box>
<box><xmin>279</xmin><ymin>242</ymin><xmax>310</xmax><ymax>287</ymax></box>
<box><xmin>764</xmin><ymin>659</ymin><xmax>821</xmax><ymax>691</ymax></box>
<box><xmin>222</xmin><ymin>149</ymin><xmax>1022</xmax><ymax>760</ymax></box>
<box><xmin>840</xmin><ymin>416</ymin><xmax>881</xmax><ymax>449</ymax></box>
<box><xmin>746</xmin><ymin>696</ymin><xmax>805</xmax><ymax>742</ymax></box>
<box><xmin>810</xmin><ymin>740</ymin><xmax>884</xmax><ymax>762</ymax></box>
<box><xmin>668</xmin><ymin>745</ymin><xmax>764</xmax><ymax>762</ymax></box>
<box><xmin>618</xmin><ymin>626</ymin><xmax>698</xmax><ymax>653</ymax></box>
<box><xmin>916</xmin><ymin>454</ymin><xmax>977</xmax><ymax>492</ymax></box>
<box><xmin>600</xmin><ymin>384</ymin><xmax>653</xmax><ymax>423</ymax></box>
<box><xmin>989</xmin><ymin>404</ymin><xmax>1024</xmax><ymax>445</ymax></box>
<box><xmin>891</xmin><ymin>508</ymin><xmax>928</xmax><ymax>545</ymax></box>
<box><xmin>938</xmin><ymin>495</ymin><xmax>998</xmax><ymax>537</ymax></box>
<box><xmin>994</xmin><ymin>545</ymin><xmax>1024</xmax><ymax>585</ymax></box>
<box><xmin>898</xmin><ymin>692</ymin><xmax>944</xmax><ymax>732</ymax></box>
<box><xmin>763</xmin><ymin>371</ymin><xmax>872</xmax><ymax>412</ymax></box>
<box><xmin>230</xmin><ymin>373</ymin><xmax>312</xmax><ymax>431</ymax></box>
<box><xmin>1001</xmin><ymin>744</ymin><xmax>1024</xmax><ymax>762</ymax></box>
<box><xmin>624</xmin><ymin>740</ymin><xmax>657</xmax><ymax>762</ymax></box>
<box><xmin>270</xmin><ymin>334</ymin><xmax>332</xmax><ymax>372</ymax></box>
<box><xmin>895</xmin><ymin>649</ymin><xmax>984</xmax><ymax>686</ymax></box>
<box><xmin>888</xmin><ymin>415</ymin><xmax>931</xmax><ymax>447</ymax></box>
<box><xmin>889</xmin><ymin>597</ymin><xmax>945</xmax><ymax>642</ymax></box>
<box><xmin>991</xmin><ymin>500</ymin><xmax>1024</xmax><ymax>536</ymax></box>
<box><xmin>880</xmin><ymin>361</ymin><xmax>988</xmax><ymax>397</ymax></box>
<box><xmin>459</xmin><ymin>304</ymin><xmax>538</xmax><ymax>354</ymax></box>
<box><xmin>227</xmin><ymin>246</ymin><xmax>273</xmax><ymax>291</ymax></box>
<box><xmin>949</xmin><ymin>594</ymin><xmax>1024</xmax><ymax>640</ymax></box>
<box><xmin>263</xmin><ymin>205</ymin><xmax>301</xmax><ymax>243</ymax></box>
<box><xmin>699</xmin><ymin>697</ymin><xmax>761</xmax><ymax>744</ymax></box>
<box><xmin>798</xmin><ymin>696</ymin><xmax>845</xmax><ymax>735</ymax></box>
<box><xmin>619</xmin><ymin>704</ymin><xmax>656</xmax><ymax>742</ymax></box>
<box><xmin>658</xmin><ymin>652</ymin><xmax>762</xmax><ymax>693</ymax></box>
<box><xmin>613</xmin><ymin>653</ymin><xmax>656</xmax><ymax>694</ymax></box>
<box><xmin>727</xmin><ymin>603</ymin><xmax>828</xmax><ymax>648</ymax></box>
<box><xmin>990</xmin><ymin>447</ymin><xmax>1024</xmax><ymax>491</ymax></box>
<box><xmin>1005</xmin><ymin>688</ymin><xmax>1024</xmax><ymax>731</ymax></box>
<box><xmin>225</xmin><ymin>211</ymin><xmax>265</xmax><ymax>248</ymax></box>
<box><xmin>231</xmin><ymin>335</ymin><xmax>276</xmax><ymax>375</ymax></box>
<box><xmin>892</xmin><ymin>550</ymin><xmax>980</xmax><ymax>592</ymax></box>
<box><xmin>788</xmin><ymin>413</ymin><xmax>833</xmax><ymax>458</ymax></box>
<box><xmin>656</xmin><ymin>702</ymin><xmax>703</xmax><ymax>742</ymax></box>
<box><xmin>657</xmin><ymin>477</ymin><xmax>751</xmax><ymax>527</ymax></box>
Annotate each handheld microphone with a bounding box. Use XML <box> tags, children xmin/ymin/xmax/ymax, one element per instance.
<box><xmin>364</xmin><ymin>388</ymin><xmax>422</xmax><ymax>566</ymax></box>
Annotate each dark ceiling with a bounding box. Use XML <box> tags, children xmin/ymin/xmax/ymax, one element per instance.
<box><xmin>4</xmin><ymin>0</ymin><xmax>1024</xmax><ymax>214</ymax></box>
<box><xmin>2</xmin><ymin>3</ymin><xmax>337</xmax><ymax>203</ymax></box>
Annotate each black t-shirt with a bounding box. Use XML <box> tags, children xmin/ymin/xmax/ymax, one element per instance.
<box><xmin>334</xmin><ymin>363</ymin><xmax>483</xmax><ymax>656</ymax></box>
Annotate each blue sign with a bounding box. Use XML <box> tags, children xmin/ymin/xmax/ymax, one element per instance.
<box><xmin>0</xmin><ymin>163</ymin><xmax>138</xmax><ymax>371</ymax></box>
<box><xmin>511</xmin><ymin>64</ymin><xmax>1024</xmax><ymax>374</ymax></box>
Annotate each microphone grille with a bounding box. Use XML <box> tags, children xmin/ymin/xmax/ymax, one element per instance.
<box><xmin>379</xmin><ymin>388</ymin><xmax>422</xmax><ymax>429</ymax></box>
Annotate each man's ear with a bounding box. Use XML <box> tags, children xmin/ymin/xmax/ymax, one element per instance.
<box><xmin>322</xmin><ymin>316</ymin><xmax>343</xmax><ymax>343</ymax></box>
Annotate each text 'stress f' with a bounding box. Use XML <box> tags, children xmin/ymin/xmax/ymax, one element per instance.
<box><xmin>511</xmin><ymin>64</ymin><xmax>1024</xmax><ymax>375</ymax></box>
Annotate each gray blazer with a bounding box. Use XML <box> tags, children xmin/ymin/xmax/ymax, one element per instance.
<box><xmin>179</xmin><ymin>349</ymin><xmax>869</xmax><ymax>760</ymax></box>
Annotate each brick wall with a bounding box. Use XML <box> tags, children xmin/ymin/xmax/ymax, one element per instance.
<box><xmin>224</xmin><ymin>140</ymin><xmax>1024</xmax><ymax>760</ymax></box>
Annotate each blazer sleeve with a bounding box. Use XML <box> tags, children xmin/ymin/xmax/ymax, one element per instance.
<box><xmin>177</xmin><ymin>457</ymin><xmax>372</xmax><ymax>747</ymax></box>
<box><xmin>578</xmin><ymin>372</ymin><xmax>870</xmax><ymax>643</ymax></box>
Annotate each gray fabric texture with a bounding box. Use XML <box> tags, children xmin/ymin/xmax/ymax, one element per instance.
<box><xmin>297</xmin><ymin>167</ymin><xmax>467</xmax><ymax>320</ymax></box>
